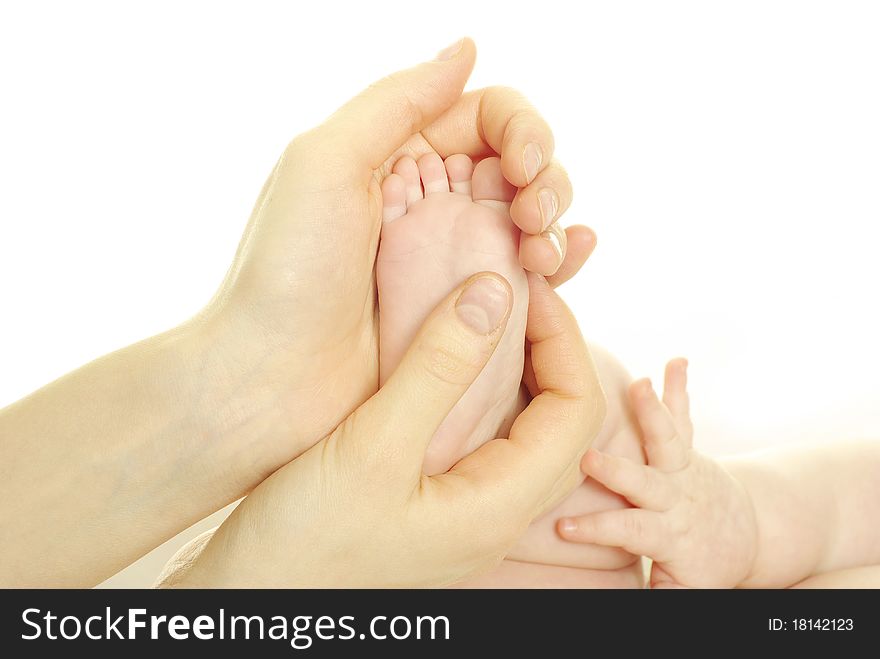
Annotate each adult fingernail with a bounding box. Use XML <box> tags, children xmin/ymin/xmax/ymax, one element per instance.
<box><xmin>456</xmin><ymin>276</ymin><xmax>510</xmax><ymax>334</ymax></box>
<box><xmin>538</xmin><ymin>188</ymin><xmax>558</xmax><ymax>230</ymax></box>
<box><xmin>523</xmin><ymin>142</ymin><xmax>543</xmax><ymax>183</ymax></box>
<box><xmin>541</xmin><ymin>225</ymin><xmax>565</xmax><ymax>264</ymax></box>
<box><xmin>436</xmin><ymin>39</ymin><xmax>463</xmax><ymax>61</ymax></box>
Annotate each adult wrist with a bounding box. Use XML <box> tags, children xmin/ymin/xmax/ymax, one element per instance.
<box><xmin>171</xmin><ymin>307</ymin><xmax>300</xmax><ymax>498</ymax></box>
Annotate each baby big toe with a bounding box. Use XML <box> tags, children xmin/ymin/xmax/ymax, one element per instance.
<box><xmin>473</xmin><ymin>156</ymin><xmax>517</xmax><ymax>210</ymax></box>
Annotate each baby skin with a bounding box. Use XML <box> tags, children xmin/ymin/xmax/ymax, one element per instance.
<box><xmin>378</xmin><ymin>154</ymin><xmax>529</xmax><ymax>474</ymax></box>
<box><xmin>558</xmin><ymin>360</ymin><xmax>880</xmax><ymax>588</ymax></box>
<box><xmin>378</xmin><ymin>153</ymin><xmax>645</xmax><ymax>587</ymax></box>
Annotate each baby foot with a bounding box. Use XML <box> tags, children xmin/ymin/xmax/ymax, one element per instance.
<box><xmin>377</xmin><ymin>153</ymin><xmax>530</xmax><ymax>475</ymax></box>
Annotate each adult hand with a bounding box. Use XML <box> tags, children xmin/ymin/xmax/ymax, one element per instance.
<box><xmin>163</xmin><ymin>273</ymin><xmax>605</xmax><ymax>587</ymax></box>
<box><xmin>206</xmin><ymin>38</ymin><xmax>593</xmax><ymax>477</ymax></box>
<box><xmin>0</xmin><ymin>39</ymin><xmax>592</xmax><ymax>587</ymax></box>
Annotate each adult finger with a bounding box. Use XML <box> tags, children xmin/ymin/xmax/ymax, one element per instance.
<box><xmin>509</xmin><ymin>159</ymin><xmax>572</xmax><ymax>234</ymax></box>
<box><xmin>420</xmin><ymin>87</ymin><xmax>556</xmax><ymax>187</ymax></box>
<box><xmin>518</xmin><ymin>221</ymin><xmax>567</xmax><ymax>276</ymax></box>
<box><xmin>282</xmin><ymin>38</ymin><xmax>477</xmax><ymax>175</ymax></box>
<box><xmin>443</xmin><ymin>273</ymin><xmax>606</xmax><ymax>523</ymax></box>
<box><xmin>346</xmin><ymin>273</ymin><xmax>512</xmax><ymax>472</ymax></box>
<box><xmin>545</xmin><ymin>225</ymin><xmax>597</xmax><ymax>288</ymax></box>
<box><xmin>520</xmin><ymin>225</ymin><xmax>596</xmax><ymax>396</ymax></box>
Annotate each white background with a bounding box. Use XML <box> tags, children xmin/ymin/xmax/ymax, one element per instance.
<box><xmin>2</xmin><ymin>1</ymin><xmax>878</xmax><ymax>586</ymax></box>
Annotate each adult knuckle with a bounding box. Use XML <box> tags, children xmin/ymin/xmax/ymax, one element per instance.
<box><xmin>484</xmin><ymin>85</ymin><xmax>528</xmax><ymax>111</ymax></box>
<box><xmin>331</xmin><ymin>411</ymin><xmax>399</xmax><ymax>482</ymax></box>
<box><xmin>283</xmin><ymin>127</ymin><xmax>349</xmax><ymax>177</ymax></box>
<box><xmin>556</xmin><ymin>162</ymin><xmax>572</xmax><ymax>186</ymax></box>
<box><xmin>555</xmin><ymin>165</ymin><xmax>573</xmax><ymax>204</ymax></box>
<box><xmin>482</xmin><ymin>87</ymin><xmax>538</xmax><ymax>129</ymax></box>
<box><xmin>283</xmin><ymin>129</ymin><xmax>320</xmax><ymax>161</ymax></box>
<box><xmin>327</xmin><ymin>413</ymin><xmax>373</xmax><ymax>473</ymax></box>
<box><xmin>418</xmin><ymin>335</ymin><xmax>482</xmax><ymax>387</ymax></box>
<box><xmin>377</xmin><ymin>73</ymin><xmax>427</xmax><ymax>131</ymax></box>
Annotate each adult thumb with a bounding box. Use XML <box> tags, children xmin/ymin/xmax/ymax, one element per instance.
<box><xmin>345</xmin><ymin>272</ymin><xmax>512</xmax><ymax>473</ymax></box>
<box><xmin>284</xmin><ymin>38</ymin><xmax>476</xmax><ymax>174</ymax></box>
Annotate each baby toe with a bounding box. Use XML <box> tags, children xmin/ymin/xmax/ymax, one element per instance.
<box><xmin>393</xmin><ymin>156</ymin><xmax>423</xmax><ymax>205</ymax></box>
<box><xmin>473</xmin><ymin>156</ymin><xmax>517</xmax><ymax>210</ymax></box>
<box><xmin>445</xmin><ymin>154</ymin><xmax>474</xmax><ymax>194</ymax></box>
<box><xmin>418</xmin><ymin>153</ymin><xmax>450</xmax><ymax>195</ymax></box>
<box><xmin>381</xmin><ymin>173</ymin><xmax>408</xmax><ymax>223</ymax></box>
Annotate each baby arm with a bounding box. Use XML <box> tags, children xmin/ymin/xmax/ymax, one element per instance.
<box><xmin>557</xmin><ymin>359</ymin><xmax>880</xmax><ymax>588</ymax></box>
<box><xmin>724</xmin><ymin>438</ymin><xmax>880</xmax><ymax>587</ymax></box>
<box><xmin>556</xmin><ymin>359</ymin><xmax>758</xmax><ymax>587</ymax></box>
<box><xmin>793</xmin><ymin>565</ymin><xmax>880</xmax><ymax>588</ymax></box>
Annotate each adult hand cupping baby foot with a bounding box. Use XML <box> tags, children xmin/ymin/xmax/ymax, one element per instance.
<box><xmin>163</xmin><ymin>273</ymin><xmax>605</xmax><ymax>588</ymax></box>
<box><xmin>0</xmin><ymin>38</ymin><xmax>595</xmax><ymax>588</ymax></box>
<box><xmin>198</xmin><ymin>37</ymin><xmax>593</xmax><ymax>492</ymax></box>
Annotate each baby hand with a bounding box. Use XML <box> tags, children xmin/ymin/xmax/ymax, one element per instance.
<box><xmin>557</xmin><ymin>359</ymin><xmax>758</xmax><ymax>588</ymax></box>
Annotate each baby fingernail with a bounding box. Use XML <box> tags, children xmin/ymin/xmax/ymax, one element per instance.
<box><xmin>560</xmin><ymin>518</ymin><xmax>578</xmax><ymax>534</ymax></box>
<box><xmin>538</xmin><ymin>188</ymin><xmax>558</xmax><ymax>230</ymax></box>
<box><xmin>436</xmin><ymin>39</ymin><xmax>463</xmax><ymax>61</ymax></box>
<box><xmin>523</xmin><ymin>142</ymin><xmax>543</xmax><ymax>183</ymax></box>
<box><xmin>456</xmin><ymin>276</ymin><xmax>510</xmax><ymax>334</ymax></box>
